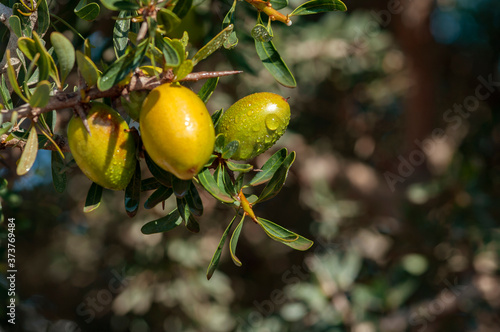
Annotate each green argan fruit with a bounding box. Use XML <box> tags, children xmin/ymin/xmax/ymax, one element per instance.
<box><xmin>216</xmin><ymin>92</ymin><xmax>290</xmax><ymax>160</ymax></box>
<box><xmin>68</xmin><ymin>102</ymin><xmax>136</xmax><ymax>190</ymax></box>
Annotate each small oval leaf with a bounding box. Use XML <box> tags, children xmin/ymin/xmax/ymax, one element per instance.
<box><xmin>29</xmin><ymin>81</ymin><xmax>51</xmax><ymax>108</ymax></box>
<box><xmin>16</xmin><ymin>125</ymin><xmax>38</xmax><ymax>175</ymax></box>
<box><xmin>141</xmin><ymin>209</ymin><xmax>182</xmax><ymax>234</ymax></box>
<box><xmin>290</xmin><ymin>0</ymin><xmax>347</xmax><ymax>16</ymax></box>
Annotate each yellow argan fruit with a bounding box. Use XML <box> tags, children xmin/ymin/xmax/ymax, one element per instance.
<box><xmin>216</xmin><ymin>92</ymin><xmax>290</xmax><ymax>160</ymax></box>
<box><xmin>139</xmin><ymin>83</ymin><xmax>215</xmax><ymax>180</ymax></box>
<box><xmin>67</xmin><ymin>102</ymin><xmax>136</xmax><ymax>190</ymax></box>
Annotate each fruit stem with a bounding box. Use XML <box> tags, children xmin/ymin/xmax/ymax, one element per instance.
<box><xmin>238</xmin><ymin>189</ymin><xmax>258</xmax><ymax>223</ymax></box>
<box><xmin>244</xmin><ymin>0</ymin><xmax>292</xmax><ymax>26</ymax></box>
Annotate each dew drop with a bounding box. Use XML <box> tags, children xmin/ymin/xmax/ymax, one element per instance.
<box><xmin>265</xmin><ymin>115</ymin><xmax>280</xmax><ymax>131</ymax></box>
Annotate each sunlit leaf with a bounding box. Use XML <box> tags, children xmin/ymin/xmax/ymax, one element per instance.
<box><xmin>192</xmin><ymin>24</ymin><xmax>234</xmax><ymax>65</ymax></box>
<box><xmin>51</xmin><ymin>150</ymin><xmax>67</xmax><ymax>193</ymax></box>
<box><xmin>76</xmin><ymin>51</ymin><xmax>100</xmax><ymax>87</ymax></box>
<box><xmin>159</xmin><ymin>37</ymin><xmax>181</xmax><ymax>67</ymax></box>
<box><xmin>229</xmin><ymin>216</ymin><xmax>245</xmax><ymax>266</ymax></box>
<box><xmin>222</xmin><ymin>0</ymin><xmax>238</xmax><ymax>49</ymax></box>
<box><xmin>221</xmin><ymin>140</ymin><xmax>239</xmax><ymax>159</ymax></box>
<box><xmin>141</xmin><ymin>209</ymin><xmax>182</xmax><ymax>234</ymax></box>
<box><xmin>32</xmin><ymin>32</ymin><xmax>51</xmax><ymax>82</ymax></box>
<box><xmin>125</xmin><ymin>160</ymin><xmax>141</xmax><ymax>217</ymax></box>
<box><xmin>198</xmin><ymin>168</ymin><xmax>235</xmax><ymax>203</ymax></box>
<box><xmin>29</xmin><ymin>80</ymin><xmax>51</xmax><ymax>108</ymax></box>
<box><xmin>84</xmin><ymin>182</ymin><xmax>103</xmax><ymax>213</ymax></box>
<box><xmin>251</xmin><ymin>24</ymin><xmax>273</xmax><ymax>42</ymax></box>
<box><xmin>256</xmin><ymin>151</ymin><xmax>295</xmax><ymax>203</ymax></box>
<box><xmin>254</xmin><ymin>36</ymin><xmax>296</xmax><ymax>88</ymax></box>
<box><xmin>249</xmin><ymin>148</ymin><xmax>287</xmax><ymax>187</ymax></box>
<box><xmin>16</xmin><ymin>125</ymin><xmax>38</xmax><ymax>175</ymax></box>
<box><xmin>226</xmin><ymin>161</ymin><xmax>253</xmax><ymax>173</ymax></box>
<box><xmin>197</xmin><ymin>77</ymin><xmax>219</xmax><ymax>103</ymax></box>
<box><xmin>207</xmin><ymin>214</ymin><xmax>237</xmax><ymax>280</ymax></box>
<box><xmin>290</xmin><ymin>0</ymin><xmax>347</xmax><ymax>16</ymax></box>
<box><xmin>257</xmin><ymin>217</ymin><xmax>313</xmax><ymax>250</ymax></box>
<box><xmin>6</xmin><ymin>50</ymin><xmax>29</xmax><ymax>103</ymax></box>
<box><xmin>174</xmin><ymin>59</ymin><xmax>193</xmax><ymax>81</ymax></box>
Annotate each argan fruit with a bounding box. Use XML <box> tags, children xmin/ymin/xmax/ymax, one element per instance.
<box><xmin>217</xmin><ymin>92</ymin><xmax>290</xmax><ymax>160</ymax></box>
<box><xmin>67</xmin><ymin>102</ymin><xmax>136</xmax><ymax>190</ymax></box>
<box><xmin>139</xmin><ymin>83</ymin><xmax>215</xmax><ymax>180</ymax></box>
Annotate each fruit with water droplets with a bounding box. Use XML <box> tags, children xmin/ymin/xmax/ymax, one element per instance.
<box><xmin>216</xmin><ymin>92</ymin><xmax>290</xmax><ymax>160</ymax></box>
<box><xmin>67</xmin><ymin>102</ymin><xmax>136</xmax><ymax>190</ymax></box>
<box><xmin>140</xmin><ymin>83</ymin><xmax>215</xmax><ymax>180</ymax></box>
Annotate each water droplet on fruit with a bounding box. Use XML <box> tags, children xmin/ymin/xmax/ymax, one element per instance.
<box><xmin>265</xmin><ymin>115</ymin><xmax>280</xmax><ymax>131</ymax></box>
<box><xmin>264</xmin><ymin>135</ymin><xmax>272</xmax><ymax>144</ymax></box>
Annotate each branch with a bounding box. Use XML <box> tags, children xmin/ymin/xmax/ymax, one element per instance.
<box><xmin>0</xmin><ymin>70</ymin><xmax>243</xmax><ymax>122</ymax></box>
<box><xmin>0</xmin><ymin>133</ymin><xmax>70</xmax><ymax>152</ymax></box>
<box><xmin>244</xmin><ymin>0</ymin><xmax>292</xmax><ymax>26</ymax></box>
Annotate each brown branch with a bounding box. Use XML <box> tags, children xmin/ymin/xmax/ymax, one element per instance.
<box><xmin>0</xmin><ymin>133</ymin><xmax>70</xmax><ymax>152</ymax></box>
<box><xmin>0</xmin><ymin>70</ymin><xmax>243</xmax><ymax>122</ymax></box>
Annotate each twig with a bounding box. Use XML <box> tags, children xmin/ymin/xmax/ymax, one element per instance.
<box><xmin>0</xmin><ymin>133</ymin><xmax>70</xmax><ymax>152</ymax></box>
<box><xmin>0</xmin><ymin>70</ymin><xmax>243</xmax><ymax>122</ymax></box>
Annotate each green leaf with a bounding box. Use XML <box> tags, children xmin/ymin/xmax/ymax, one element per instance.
<box><xmin>144</xmin><ymin>185</ymin><xmax>173</xmax><ymax>209</ymax></box>
<box><xmin>257</xmin><ymin>217</ymin><xmax>314</xmax><ymax>250</ymax></box>
<box><xmin>84</xmin><ymin>182</ymin><xmax>103</xmax><ymax>212</ymax></box>
<box><xmin>141</xmin><ymin>177</ymin><xmax>161</xmax><ymax>192</ymax></box>
<box><xmin>113</xmin><ymin>11</ymin><xmax>131</xmax><ymax>58</ymax></box>
<box><xmin>249</xmin><ymin>148</ymin><xmax>287</xmax><ymax>186</ymax></box>
<box><xmin>173</xmin><ymin>177</ymin><xmax>190</xmax><ymax>198</ymax></box>
<box><xmin>207</xmin><ymin>214</ymin><xmax>237</xmax><ymax>280</ymax></box>
<box><xmin>76</xmin><ymin>51</ymin><xmax>100</xmax><ymax>87</ymax></box>
<box><xmin>144</xmin><ymin>153</ymin><xmax>173</xmax><ymax>188</ymax></box>
<box><xmin>226</xmin><ymin>161</ymin><xmax>253</xmax><ymax>173</ymax></box>
<box><xmin>174</xmin><ymin>59</ymin><xmax>193</xmax><ymax>81</ymax></box>
<box><xmin>256</xmin><ymin>151</ymin><xmax>295</xmax><ymax>203</ymax></box>
<box><xmin>173</xmin><ymin>0</ymin><xmax>192</xmax><ymax>19</ymax></box>
<box><xmin>229</xmin><ymin>216</ymin><xmax>244</xmax><ymax>266</ymax></box>
<box><xmin>8</xmin><ymin>16</ymin><xmax>22</xmax><ymax>38</ymax></box>
<box><xmin>125</xmin><ymin>160</ymin><xmax>141</xmax><ymax>217</ymax></box>
<box><xmin>212</xmin><ymin>109</ymin><xmax>223</xmax><ymax>130</ymax></box>
<box><xmin>100</xmin><ymin>0</ymin><xmax>121</xmax><ymax>11</ymax></box>
<box><xmin>98</xmin><ymin>39</ymin><xmax>148</xmax><ymax>91</ymax></box>
<box><xmin>222</xmin><ymin>0</ymin><xmax>238</xmax><ymax>49</ymax></box>
<box><xmin>113</xmin><ymin>1</ymin><xmax>140</xmax><ymax>10</ymax></box>
<box><xmin>0</xmin><ymin>75</ymin><xmax>12</xmax><ymax>110</ymax></box>
<box><xmin>18</xmin><ymin>37</ymin><xmax>37</xmax><ymax>60</ymax></box>
<box><xmin>141</xmin><ymin>209</ymin><xmax>182</xmax><ymax>234</ymax></box>
<box><xmin>290</xmin><ymin>0</ymin><xmax>347</xmax><ymax>16</ymax></box>
<box><xmin>0</xmin><ymin>122</ymin><xmax>13</xmax><ymax>136</ymax></box>
<box><xmin>197</xmin><ymin>168</ymin><xmax>235</xmax><ymax>203</ymax></box>
<box><xmin>254</xmin><ymin>36</ymin><xmax>296</xmax><ymax>88</ymax></box>
<box><xmin>16</xmin><ymin>126</ymin><xmax>38</xmax><ymax>175</ymax></box>
<box><xmin>197</xmin><ymin>77</ymin><xmax>219</xmax><ymax>103</ymax></box>
<box><xmin>36</xmin><ymin>0</ymin><xmax>51</xmax><ymax>35</ymax></box>
<box><xmin>45</xmin><ymin>110</ymin><xmax>57</xmax><ymax>134</ymax></box>
<box><xmin>74</xmin><ymin>0</ymin><xmax>100</xmax><ymax>21</ymax></box>
<box><xmin>51</xmin><ymin>150</ymin><xmax>67</xmax><ymax>193</ymax></box>
<box><xmin>271</xmin><ymin>0</ymin><xmax>288</xmax><ymax>10</ymax></box>
<box><xmin>186</xmin><ymin>215</ymin><xmax>200</xmax><ymax>233</ymax></box>
<box><xmin>6</xmin><ymin>51</ymin><xmax>29</xmax><ymax>103</ymax></box>
<box><xmin>192</xmin><ymin>24</ymin><xmax>234</xmax><ymax>65</ymax></box>
<box><xmin>157</xmin><ymin>8</ymin><xmax>181</xmax><ymax>33</ymax></box>
<box><xmin>251</xmin><ymin>24</ymin><xmax>273</xmax><ymax>42</ymax></box>
<box><xmin>160</xmin><ymin>37</ymin><xmax>181</xmax><ymax>67</ymax></box>
<box><xmin>29</xmin><ymin>81</ymin><xmax>51</xmax><ymax>108</ymax></box>
<box><xmin>221</xmin><ymin>140</ymin><xmax>239</xmax><ymax>159</ymax></box>
<box><xmin>186</xmin><ymin>184</ymin><xmax>203</xmax><ymax>217</ymax></box>
<box><xmin>256</xmin><ymin>217</ymin><xmax>298</xmax><ymax>242</ymax></box>
<box><xmin>32</xmin><ymin>32</ymin><xmax>51</xmax><ymax>82</ymax></box>
<box><xmin>214</xmin><ymin>133</ymin><xmax>225</xmax><ymax>154</ymax></box>
<box><xmin>223</xmin><ymin>166</ymin><xmax>237</xmax><ymax>197</ymax></box>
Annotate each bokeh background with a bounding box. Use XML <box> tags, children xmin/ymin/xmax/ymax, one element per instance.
<box><xmin>1</xmin><ymin>0</ymin><xmax>500</xmax><ymax>331</ymax></box>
